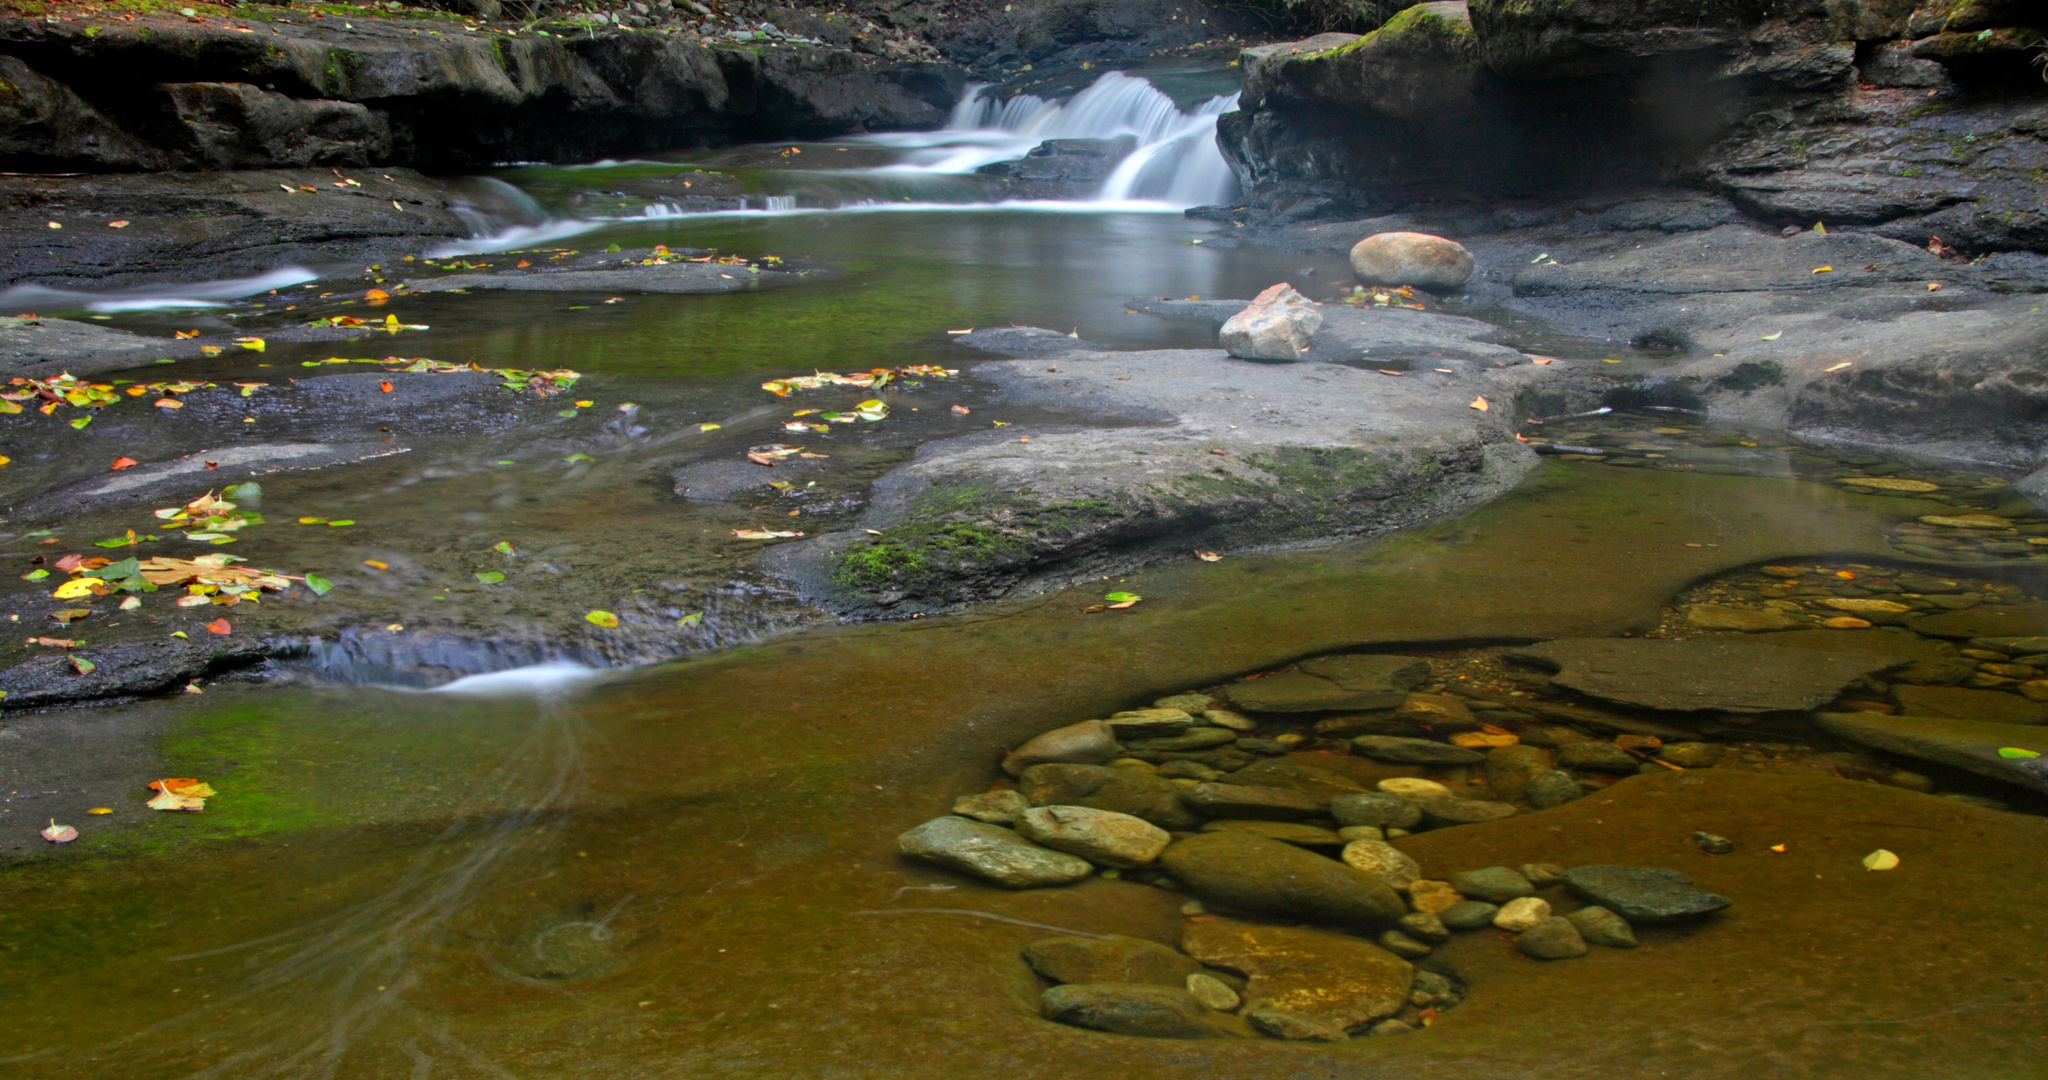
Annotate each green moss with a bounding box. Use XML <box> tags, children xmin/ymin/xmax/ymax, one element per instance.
<box><xmin>1713</xmin><ymin>360</ymin><xmax>1786</xmax><ymax>394</ymax></box>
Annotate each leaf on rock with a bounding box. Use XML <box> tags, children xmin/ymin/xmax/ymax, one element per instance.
<box><xmin>1997</xmin><ymin>747</ymin><xmax>2041</xmax><ymax>759</ymax></box>
<box><xmin>493</xmin><ymin>541</ymin><xmax>515</xmax><ymax>555</ymax></box>
<box><xmin>677</xmin><ymin>612</ymin><xmax>704</xmax><ymax>627</ymax></box>
<box><xmin>1194</xmin><ymin>550</ymin><xmax>1222</xmax><ymax>562</ymax></box>
<box><xmin>304</xmin><ymin>573</ymin><xmax>333</xmax><ymax>595</ymax></box>
<box><xmin>586</xmin><ymin>610</ymin><xmax>620</xmax><ymax>628</ymax></box>
<box><xmin>474</xmin><ymin>571</ymin><xmax>504</xmax><ymax>584</ymax></box>
<box><xmin>110</xmin><ymin>456</ymin><xmax>138</xmax><ymax>470</ymax></box>
<box><xmin>41</xmin><ymin>820</ymin><xmax>78</xmax><ymax>844</ymax></box>
<box><xmin>70</xmin><ymin>655</ymin><xmax>96</xmax><ymax>675</ymax></box>
<box><xmin>1468</xmin><ymin>396</ymin><xmax>1489</xmax><ymax>411</ymax></box>
<box><xmin>206</xmin><ymin>618</ymin><xmax>231</xmax><ymax>635</ymax></box>
<box><xmin>1104</xmin><ymin>591</ymin><xmax>1141</xmax><ymax>604</ymax></box>
<box><xmin>49</xmin><ymin>609</ymin><xmax>90</xmax><ymax>623</ymax></box>
<box><xmin>146</xmin><ymin>777</ymin><xmax>210</xmax><ymax>811</ymax></box>
<box><xmin>731</xmin><ymin>529</ymin><xmax>803</xmax><ymax>539</ymax></box>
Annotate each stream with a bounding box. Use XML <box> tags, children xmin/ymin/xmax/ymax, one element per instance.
<box><xmin>2</xmin><ymin>64</ymin><xmax>2046</xmax><ymax>1079</ymax></box>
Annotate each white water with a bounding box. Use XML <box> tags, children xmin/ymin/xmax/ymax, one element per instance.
<box><xmin>858</xmin><ymin>71</ymin><xmax>1241</xmax><ymax>207</ymax></box>
<box><xmin>0</xmin><ymin>266</ymin><xmax>319</xmax><ymax>313</ymax></box>
<box><xmin>428</xmin><ymin>661</ymin><xmax>603</xmax><ymax>697</ymax></box>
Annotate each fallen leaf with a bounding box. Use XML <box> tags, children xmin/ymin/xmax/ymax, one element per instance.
<box><xmin>49</xmin><ymin>609</ymin><xmax>90</xmax><ymax>623</ymax></box>
<box><xmin>1822</xmin><ymin>361</ymin><xmax>1852</xmax><ymax>373</ymax></box>
<box><xmin>154</xmin><ymin>397</ymin><xmax>183</xmax><ymax>409</ymax></box>
<box><xmin>380</xmin><ymin>381</ymin><xmax>393</xmax><ymax>393</ymax></box>
<box><xmin>1104</xmin><ymin>591</ymin><xmax>1141</xmax><ymax>604</ymax></box>
<box><xmin>110</xmin><ymin>456</ymin><xmax>139</xmax><ymax>470</ymax></box>
<box><xmin>51</xmin><ymin>578</ymin><xmax>101</xmax><ymax>600</ymax></box>
<box><xmin>493</xmin><ymin>541</ymin><xmax>515</xmax><ymax>555</ymax></box>
<box><xmin>206</xmin><ymin>618</ymin><xmax>231</xmax><ymax>635</ymax></box>
<box><xmin>1926</xmin><ymin>281</ymin><xmax>1942</xmax><ymax>292</ymax></box>
<box><xmin>586</xmin><ymin>610</ymin><xmax>620</xmax><ymax>628</ymax></box>
<box><xmin>365</xmin><ymin>289</ymin><xmax>389</xmax><ymax>302</ymax></box>
<box><xmin>1468</xmin><ymin>396</ymin><xmax>1489</xmax><ymax>411</ymax></box>
<box><xmin>363</xmin><ymin>560</ymin><xmax>389</xmax><ymax>571</ymax></box>
<box><xmin>1811</xmin><ymin>266</ymin><xmax>1833</xmax><ymax>274</ymax></box>
<box><xmin>147</xmin><ymin>777</ymin><xmax>213</xmax><ymax>811</ymax></box>
<box><xmin>304</xmin><ymin>573</ymin><xmax>333</xmax><ymax>595</ymax></box>
<box><xmin>30</xmin><ymin>636</ymin><xmax>76</xmax><ymax>648</ymax></box>
<box><xmin>1997</xmin><ymin>747</ymin><xmax>2041</xmax><ymax>759</ymax></box>
<box><xmin>87</xmin><ymin>807</ymin><xmax>111</xmax><ymax>815</ymax></box>
<box><xmin>108</xmin><ymin>220</ymin><xmax>129</xmax><ymax>228</ymax></box>
<box><xmin>1769</xmin><ymin>844</ymin><xmax>1788</xmax><ymax>853</ymax></box>
<box><xmin>1761</xmin><ymin>332</ymin><xmax>1783</xmax><ymax>341</ymax></box>
<box><xmin>951</xmin><ymin>404</ymin><xmax>970</xmax><ymax>414</ymax></box>
<box><xmin>1529</xmin><ymin>357</ymin><xmax>1554</xmax><ymax>365</ymax></box>
<box><xmin>732</xmin><ymin>529</ymin><xmax>803</xmax><ymax>539</ymax></box>
<box><xmin>475</xmin><ymin>571</ymin><xmax>504</xmax><ymax>584</ymax></box>
<box><xmin>234</xmin><ymin>337</ymin><xmax>266</xmax><ymax>352</ymax></box>
<box><xmin>1194</xmin><ymin>550</ymin><xmax>1222</xmax><ymax>562</ymax></box>
<box><xmin>41</xmin><ymin>820</ymin><xmax>78</xmax><ymax>844</ymax></box>
<box><xmin>1862</xmin><ymin>848</ymin><xmax>1900</xmax><ymax>871</ymax></box>
<box><xmin>1377</xmin><ymin>369</ymin><xmax>1404</xmax><ymax>377</ymax></box>
<box><xmin>70</xmin><ymin>656</ymin><xmax>95</xmax><ymax>674</ymax></box>
<box><xmin>1081</xmin><ymin>604</ymin><xmax>1108</xmax><ymax>613</ymax></box>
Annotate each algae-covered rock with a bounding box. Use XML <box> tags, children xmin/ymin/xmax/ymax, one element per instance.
<box><xmin>1159</xmin><ymin>831</ymin><xmax>1407</xmax><ymax>928</ymax></box>
<box><xmin>896</xmin><ymin>817</ymin><xmax>1093</xmax><ymax>888</ymax></box>
<box><xmin>1023</xmin><ymin>935</ymin><xmax>1204</xmax><ymax>988</ymax></box>
<box><xmin>1017</xmin><ymin>763</ymin><xmax>1201</xmax><ymax>830</ymax></box>
<box><xmin>1040</xmin><ymin>982</ymin><xmax>1224</xmax><ymax>1038</ymax></box>
<box><xmin>1183</xmin><ymin>918</ymin><xmax>1412</xmax><ymax>1031</ymax></box>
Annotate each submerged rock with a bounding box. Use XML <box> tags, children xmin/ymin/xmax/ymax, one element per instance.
<box><xmin>1339</xmin><ymin>839</ymin><xmax>1423</xmax><ymax>887</ymax></box>
<box><xmin>1017</xmin><ymin>763</ymin><xmax>1201</xmax><ymax>830</ymax></box>
<box><xmin>1447</xmin><ymin>866</ymin><xmax>1536</xmax><ymax>903</ymax></box>
<box><xmin>1349</xmin><ymin>231</ymin><xmax>1475</xmax><ymax>292</ymax></box>
<box><xmin>951</xmin><ymin>789</ymin><xmax>1029</xmax><ymax>824</ymax></box>
<box><xmin>1246</xmin><ymin>1006</ymin><xmax>1348</xmax><ymax>1041</ymax></box>
<box><xmin>1330</xmin><ymin>792</ymin><xmax>1425</xmax><ymax>829</ymax></box>
<box><xmin>1813</xmin><ymin>712</ymin><xmax>2048</xmax><ymax>792</ymax></box>
<box><xmin>1893</xmin><ymin>685</ymin><xmax>2047</xmax><ymax>726</ymax></box>
<box><xmin>1524</xmin><ymin>769</ymin><xmax>1585</xmax><ymax>809</ymax></box>
<box><xmin>1565</xmin><ymin>905</ymin><xmax>1640</xmax><ymax>948</ymax></box>
<box><xmin>1564</xmin><ymin>865</ymin><xmax>1731</xmax><ymax>923</ymax></box>
<box><xmin>1183</xmin><ymin>918</ymin><xmax>1412</xmax><ymax>1031</ymax></box>
<box><xmin>1002</xmin><ymin>719</ymin><xmax>1119</xmax><ymax>775</ymax></box>
<box><xmin>1484</xmin><ymin>743</ymin><xmax>1552</xmax><ymax>801</ymax></box>
<box><xmin>1022</xmin><ymin>935</ymin><xmax>1203</xmax><ymax>988</ymax></box>
<box><xmin>1417</xmin><ymin>797</ymin><xmax>1518</xmax><ymax>827</ymax></box>
<box><xmin>896</xmin><ymin>817</ymin><xmax>1093</xmax><ymax>888</ymax></box>
<box><xmin>1507</xmin><ymin>638</ymin><xmax>1901</xmax><ymax>712</ymax></box>
<box><xmin>1516</xmin><ymin>917</ymin><xmax>1588</xmax><ymax>959</ymax></box>
<box><xmin>1040</xmin><ymin>982</ymin><xmax>1224</xmax><ymax>1039</ymax></box>
<box><xmin>1225</xmin><ymin>655</ymin><xmax>1430</xmax><ymax>713</ymax></box>
<box><xmin>1183</xmin><ymin>781</ymin><xmax>1325</xmax><ymax>821</ymax></box>
<box><xmin>1353</xmin><ymin>735</ymin><xmax>1486</xmax><ymax>765</ymax></box>
<box><xmin>1015</xmin><ymin>805</ymin><xmax>1172</xmax><ymax>868</ymax></box>
<box><xmin>1159</xmin><ymin>831</ymin><xmax>1407</xmax><ymax>928</ymax></box>
<box><xmin>1220</xmin><ymin>282</ymin><xmax>1324</xmax><ymax>361</ymax></box>
<box><xmin>1493</xmin><ymin>896</ymin><xmax>1552</xmax><ymax>932</ymax></box>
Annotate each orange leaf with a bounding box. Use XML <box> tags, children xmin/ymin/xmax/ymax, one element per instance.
<box><xmin>380</xmin><ymin>381</ymin><xmax>393</xmax><ymax>393</ymax></box>
<box><xmin>365</xmin><ymin>289</ymin><xmax>389</xmax><ymax>301</ymax></box>
<box><xmin>154</xmin><ymin>397</ymin><xmax>183</xmax><ymax>409</ymax></box>
<box><xmin>364</xmin><ymin>560</ymin><xmax>389</xmax><ymax>570</ymax></box>
<box><xmin>206</xmin><ymin>618</ymin><xmax>231</xmax><ymax>635</ymax></box>
<box><xmin>110</xmin><ymin>456</ymin><xmax>138</xmax><ymax>470</ymax></box>
<box><xmin>148</xmin><ymin>778</ymin><xmax>216</xmax><ymax>797</ymax></box>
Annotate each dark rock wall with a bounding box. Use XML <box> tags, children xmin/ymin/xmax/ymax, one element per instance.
<box><xmin>1220</xmin><ymin>0</ymin><xmax>2048</xmax><ymax>253</ymax></box>
<box><xmin>0</xmin><ymin>14</ymin><xmax>967</xmax><ymax>172</ymax></box>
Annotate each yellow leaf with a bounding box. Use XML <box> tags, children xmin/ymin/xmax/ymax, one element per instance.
<box><xmin>1468</xmin><ymin>396</ymin><xmax>1489</xmax><ymax>411</ymax></box>
<box><xmin>234</xmin><ymin>337</ymin><xmax>265</xmax><ymax>352</ymax></box>
<box><xmin>1811</xmin><ymin>265</ymin><xmax>1833</xmax><ymax>274</ymax></box>
<box><xmin>1862</xmin><ymin>848</ymin><xmax>1900</xmax><ymax>871</ymax></box>
<box><xmin>1761</xmin><ymin>332</ymin><xmax>1782</xmax><ymax>341</ymax></box>
<box><xmin>1822</xmin><ymin>361</ymin><xmax>1852</xmax><ymax>372</ymax></box>
<box><xmin>51</xmin><ymin>578</ymin><xmax>99</xmax><ymax>599</ymax></box>
<box><xmin>586</xmin><ymin>610</ymin><xmax>620</xmax><ymax>628</ymax></box>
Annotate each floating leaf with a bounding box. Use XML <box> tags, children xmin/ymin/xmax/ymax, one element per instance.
<box><xmin>677</xmin><ymin>612</ymin><xmax>704</xmax><ymax>627</ymax></box>
<box><xmin>1104</xmin><ymin>591</ymin><xmax>1141</xmax><ymax>604</ymax></box>
<box><xmin>49</xmin><ymin>609</ymin><xmax>90</xmax><ymax>623</ymax></box>
<box><xmin>1822</xmin><ymin>361</ymin><xmax>1852</xmax><ymax>373</ymax></box>
<box><xmin>586</xmin><ymin>610</ymin><xmax>620</xmax><ymax>628</ymax></box>
<box><xmin>1811</xmin><ymin>265</ymin><xmax>1833</xmax><ymax>274</ymax></box>
<box><xmin>206</xmin><ymin>618</ymin><xmax>231</xmax><ymax>635</ymax></box>
<box><xmin>474</xmin><ymin>571</ymin><xmax>505</xmax><ymax>584</ymax></box>
<box><xmin>327</xmin><ymin>520</ymin><xmax>354</xmax><ymax>528</ymax></box>
<box><xmin>87</xmin><ymin>807</ymin><xmax>111</xmax><ymax>815</ymax></box>
<box><xmin>363</xmin><ymin>560</ymin><xmax>388</xmax><ymax>571</ymax></box>
<box><xmin>21</xmin><ymin>569</ymin><xmax>48</xmax><ymax>581</ymax></box>
<box><xmin>1862</xmin><ymin>848</ymin><xmax>1900</xmax><ymax>871</ymax></box>
<box><xmin>41</xmin><ymin>820</ymin><xmax>78</xmax><ymax>844</ymax></box>
<box><xmin>304</xmin><ymin>573</ymin><xmax>333</xmax><ymax>595</ymax></box>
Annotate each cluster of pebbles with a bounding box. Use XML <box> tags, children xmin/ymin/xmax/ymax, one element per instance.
<box><xmin>894</xmin><ymin>655</ymin><xmax>1736</xmax><ymax>1041</ymax></box>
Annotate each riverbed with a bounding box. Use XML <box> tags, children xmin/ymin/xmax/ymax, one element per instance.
<box><xmin>2</xmin><ymin>68</ymin><xmax>2046</xmax><ymax>1079</ymax></box>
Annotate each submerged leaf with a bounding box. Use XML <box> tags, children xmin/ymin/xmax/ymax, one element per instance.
<box><xmin>1862</xmin><ymin>848</ymin><xmax>1900</xmax><ymax>871</ymax></box>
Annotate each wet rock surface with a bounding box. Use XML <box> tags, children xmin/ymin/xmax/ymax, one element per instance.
<box><xmin>1564</xmin><ymin>865</ymin><xmax>1733</xmax><ymax>924</ymax></box>
<box><xmin>896</xmin><ymin>815</ymin><xmax>1093</xmax><ymax>888</ymax></box>
<box><xmin>1508</xmin><ymin>638</ymin><xmax>1904</xmax><ymax>713</ymax></box>
<box><xmin>1181</xmin><ymin>919</ymin><xmax>1412</xmax><ymax>1032</ymax></box>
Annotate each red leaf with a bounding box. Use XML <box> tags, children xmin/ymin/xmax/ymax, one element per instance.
<box><xmin>206</xmin><ymin>618</ymin><xmax>231</xmax><ymax>635</ymax></box>
<box><xmin>110</xmin><ymin>456</ymin><xmax>139</xmax><ymax>471</ymax></box>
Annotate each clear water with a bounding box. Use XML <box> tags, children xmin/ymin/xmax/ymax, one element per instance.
<box><xmin>2</xmin><ymin>68</ymin><xmax>2045</xmax><ymax>1080</ymax></box>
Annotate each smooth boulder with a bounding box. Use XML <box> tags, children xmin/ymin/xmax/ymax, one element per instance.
<box><xmin>896</xmin><ymin>817</ymin><xmax>1093</xmax><ymax>888</ymax></box>
<box><xmin>1002</xmin><ymin>719</ymin><xmax>1118</xmax><ymax>775</ymax></box>
<box><xmin>1220</xmin><ymin>282</ymin><xmax>1324</xmax><ymax>361</ymax></box>
<box><xmin>1016</xmin><ymin>805</ymin><xmax>1172</xmax><ymax>868</ymax></box>
<box><xmin>1023</xmin><ymin>935</ymin><xmax>1204</xmax><ymax>987</ymax></box>
<box><xmin>1040</xmin><ymin>983</ymin><xmax>1223</xmax><ymax>1039</ymax></box>
<box><xmin>1016</xmin><ymin>763</ymin><xmax>1201</xmax><ymax>830</ymax></box>
<box><xmin>1158</xmin><ymin>831</ymin><xmax>1407</xmax><ymax>928</ymax></box>
<box><xmin>1348</xmin><ymin>231</ymin><xmax>1474</xmax><ymax>291</ymax></box>
<box><xmin>1183</xmin><ymin>782</ymin><xmax>1325</xmax><ymax>821</ymax></box>
<box><xmin>1352</xmin><ymin>735</ymin><xmax>1486</xmax><ymax>765</ymax></box>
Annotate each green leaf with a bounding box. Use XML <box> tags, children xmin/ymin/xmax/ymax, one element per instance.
<box><xmin>677</xmin><ymin>612</ymin><xmax>703</xmax><ymax>628</ymax></box>
<box><xmin>70</xmin><ymin>415</ymin><xmax>91</xmax><ymax>430</ymax></box>
<box><xmin>222</xmin><ymin>482</ymin><xmax>262</xmax><ymax>501</ymax></box>
<box><xmin>304</xmin><ymin>574</ymin><xmax>333</xmax><ymax>596</ymax></box>
<box><xmin>474</xmin><ymin>571</ymin><xmax>505</xmax><ymax>584</ymax></box>
<box><xmin>586</xmin><ymin>609</ymin><xmax>619</xmax><ymax>628</ymax></box>
<box><xmin>493</xmin><ymin>541</ymin><xmax>514</xmax><ymax>555</ymax></box>
<box><xmin>25</xmin><ymin>530</ymin><xmax>54</xmax><ymax>538</ymax></box>
<box><xmin>606</xmin><ymin>242</ymin><xmax>622</xmax><ymax>253</ymax></box>
<box><xmin>563</xmin><ymin>452</ymin><xmax>595</xmax><ymax>464</ymax></box>
<box><xmin>557</xmin><ymin>408</ymin><xmax>579</xmax><ymax>418</ymax></box>
<box><xmin>1998</xmin><ymin>747</ymin><xmax>2041</xmax><ymax>759</ymax></box>
<box><xmin>327</xmin><ymin>520</ymin><xmax>355</xmax><ymax>527</ymax></box>
<box><xmin>21</xmin><ymin>569</ymin><xmax>49</xmax><ymax>581</ymax></box>
<box><xmin>495</xmin><ymin>459</ymin><xmax>515</xmax><ymax>465</ymax></box>
<box><xmin>88</xmin><ymin>558</ymin><xmax>139</xmax><ymax>580</ymax></box>
<box><xmin>1104</xmin><ymin>591</ymin><xmax>1142</xmax><ymax>603</ymax></box>
<box><xmin>70</xmin><ymin>656</ymin><xmax>96</xmax><ymax>675</ymax></box>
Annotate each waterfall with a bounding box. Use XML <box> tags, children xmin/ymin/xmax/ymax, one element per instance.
<box><xmin>865</xmin><ymin>70</ymin><xmax>1242</xmax><ymax>207</ymax></box>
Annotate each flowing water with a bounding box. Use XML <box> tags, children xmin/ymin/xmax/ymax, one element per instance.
<box><xmin>3</xmin><ymin>67</ymin><xmax>2047</xmax><ymax>1079</ymax></box>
